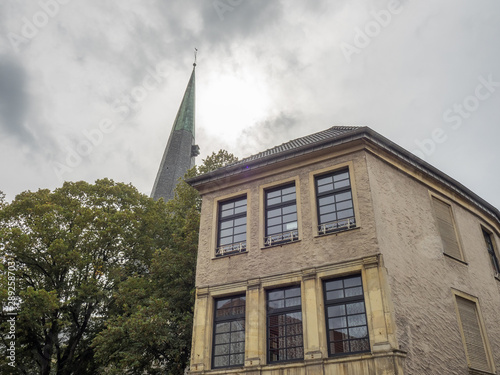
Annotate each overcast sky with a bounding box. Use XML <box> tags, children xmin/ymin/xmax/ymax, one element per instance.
<box><xmin>0</xmin><ymin>0</ymin><xmax>499</xmax><ymax>209</ymax></box>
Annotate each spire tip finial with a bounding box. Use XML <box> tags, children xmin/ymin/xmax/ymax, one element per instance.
<box><xmin>193</xmin><ymin>48</ymin><xmax>197</xmax><ymax>67</ymax></box>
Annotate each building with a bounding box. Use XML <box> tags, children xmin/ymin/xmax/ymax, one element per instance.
<box><xmin>151</xmin><ymin>63</ymin><xmax>199</xmax><ymax>201</ymax></box>
<box><xmin>186</xmin><ymin>126</ymin><xmax>500</xmax><ymax>375</ymax></box>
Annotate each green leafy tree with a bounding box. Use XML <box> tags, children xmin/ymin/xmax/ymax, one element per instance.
<box><xmin>92</xmin><ymin>151</ymin><xmax>237</xmax><ymax>374</ymax></box>
<box><xmin>0</xmin><ymin>180</ymin><xmax>171</xmax><ymax>375</ymax></box>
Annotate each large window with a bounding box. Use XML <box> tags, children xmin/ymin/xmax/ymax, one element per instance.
<box><xmin>323</xmin><ymin>275</ymin><xmax>370</xmax><ymax>356</ymax></box>
<box><xmin>315</xmin><ymin>169</ymin><xmax>355</xmax><ymax>235</ymax></box>
<box><xmin>431</xmin><ymin>197</ymin><xmax>464</xmax><ymax>261</ymax></box>
<box><xmin>264</xmin><ymin>183</ymin><xmax>298</xmax><ymax>246</ymax></box>
<box><xmin>217</xmin><ymin>196</ymin><xmax>247</xmax><ymax>256</ymax></box>
<box><xmin>455</xmin><ymin>295</ymin><xmax>493</xmax><ymax>373</ymax></box>
<box><xmin>267</xmin><ymin>285</ymin><xmax>304</xmax><ymax>363</ymax></box>
<box><xmin>482</xmin><ymin>229</ymin><xmax>500</xmax><ymax>275</ymax></box>
<box><xmin>212</xmin><ymin>295</ymin><xmax>246</xmax><ymax>369</ymax></box>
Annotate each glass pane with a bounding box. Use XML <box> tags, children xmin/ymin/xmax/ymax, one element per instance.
<box><xmin>282</xmin><ymin>193</ymin><xmax>296</xmax><ymax>202</ymax></box>
<box><xmin>267</xmin><ymin>197</ymin><xmax>281</xmax><ymax>206</ymax></box>
<box><xmin>230</xmin><ymin>353</ymin><xmax>244</xmax><ymax>365</ymax></box>
<box><xmin>350</xmin><ymin>339</ymin><xmax>370</xmax><ymax>352</ymax></box>
<box><xmin>346</xmin><ymin>302</ymin><xmax>365</xmax><ymax>315</ymax></box>
<box><xmin>336</xmin><ymin>200</ymin><xmax>353</xmax><ymax>210</ymax></box>
<box><xmin>214</xmin><ymin>344</ymin><xmax>229</xmax><ymax>355</ymax></box>
<box><xmin>219</xmin><ymin>237</ymin><xmax>232</xmax><ymax>246</ymax></box>
<box><xmin>317</xmin><ymin>175</ymin><xmax>333</xmax><ymax>186</ymax></box>
<box><xmin>220</xmin><ymin>228</ymin><xmax>233</xmax><ymax>237</ymax></box>
<box><xmin>347</xmin><ymin>314</ymin><xmax>367</xmax><ymax>327</ymax></box>
<box><xmin>233</xmin><ymin>233</ymin><xmax>246</xmax><ymax>243</ymax></box>
<box><xmin>330</xmin><ymin>328</ymin><xmax>348</xmax><ymax>341</ymax></box>
<box><xmin>268</xmin><ymin>300</ymin><xmax>284</xmax><ymax>310</ymax></box>
<box><xmin>331</xmin><ymin>340</ymin><xmax>349</xmax><ymax>354</ymax></box>
<box><xmin>318</xmin><ymin>183</ymin><xmax>334</xmax><ymax>194</ymax></box>
<box><xmin>217</xmin><ymin>299</ymin><xmax>231</xmax><ymax>309</ymax></box>
<box><xmin>333</xmin><ymin>171</ymin><xmax>349</xmax><ymax>182</ymax></box>
<box><xmin>335</xmin><ymin>191</ymin><xmax>352</xmax><ymax>202</ymax></box>
<box><xmin>234</xmin><ymin>205</ymin><xmax>246</xmax><ymax>214</ymax></box>
<box><xmin>283</xmin><ymin>212</ymin><xmax>297</xmax><ymax>223</ymax></box>
<box><xmin>268</xmin><ymin>290</ymin><xmax>284</xmax><ymax>301</ymax></box>
<box><xmin>334</xmin><ymin>179</ymin><xmax>350</xmax><ymax>189</ymax></box>
<box><xmin>319</xmin><ymin>196</ymin><xmax>335</xmax><ymax>206</ymax></box>
<box><xmin>344</xmin><ymin>276</ymin><xmax>361</xmax><ymax>287</ymax></box>
<box><xmin>326</xmin><ymin>290</ymin><xmax>344</xmax><ymax>300</ymax></box>
<box><xmin>329</xmin><ymin>317</ymin><xmax>347</xmax><ymax>329</ymax></box>
<box><xmin>319</xmin><ymin>204</ymin><xmax>336</xmax><ymax>215</ymax></box>
<box><xmin>348</xmin><ymin>326</ymin><xmax>368</xmax><ymax>339</ymax></box>
<box><xmin>215</xmin><ymin>322</ymin><xmax>230</xmax><ymax>332</ymax></box>
<box><xmin>320</xmin><ymin>213</ymin><xmax>337</xmax><ymax>224</ymax></box>
<box><xmin>234</xmin><ymin>224</ymin><xmax>246</xmax><ymax>234</ymax></box>
<box><xmin>267</xmin><ymin>190</ymin><xmax>281</xmax><ymax>199</ymax></box>
<box><xmin>282</xmin><ymin>186</ymin><xmax>296</xmax><ymax>195</ymax></box>
<box><xmin>220</xmin><ymin>220</ymin><xmax>233</xmax><ymax>229</ymax></box>
<box><xmin>230</xmin><ymin>342</ymin><xmax>244</xmax><ymax>353</ymax></box>
<box><xmin>267</xmin><ymin>208</ymin><xmax>282</xmax><ymax>218</ymax></box>
<box><xmin>287</xmin><ymin>346</ymin><xmax>304</xmax><ymax>359</ymax></box>
<box><xmin>345</xmin><ymin>286</ymin><xmax>362</xmax><ymax>297</ymax></box>
<box><xmin>286</xmin><ymin>312</ymin><xmax>302</xmax><ymax>322</ymax></box>
<box><xmin>267</xmin><ymin>225</ymin><xmax>282</xmax><ymax>235</ymax></box>
<box><xmin>268</xmin><ymin>216</ymin><xmax>282</xmax><ymax>226</ymax></box>
<box><xmin>221</xmin><ymin>202</ymin><xmax>234</xmax><ymax>211</ymax></box>
<box><xmin>234</xmin><ymin>216</ymin><xmax>246</xmax><ymax>226</ymax></box>
<box><xmin>325</xmin><ymin>280</ymin><xmax>343</xmax><ymax>291</ymax></box>
<box><xmin>282</xmin><ymin>205</ymin><xmax>297</xmax><ymax>214</ymax></box>
<box><xmin>285</xmin><ymin>287</ymin><xmax>301</xmax><ymax>298</ymax></box>
<box><xmin>328</xmin><ymin>304</ymin><xmax>346</xmax><ymax>317</ymax></box>
<box><xmin>285</xmin><ymin>222</ymin><xmax>298</xmax><ymax>231</ymax></box>
<box><xmin>213</xmin><ymin>356</ymin><xmax>229</xmax><ymax>368</ymax></box>
<box><xmin>234</xmin><ymin>199</ymin><xmax>247</xmax><ymax>207</ymax></box>
<box><xmin>337</xmin><ymin>209</ymin><xmax>354</xmax><ymax>219</ymax></box>
<box><xmin>220</xmin><ymin>208</ymin><xmax>234</xmax><ymax>217</ymax></box>
<box><xmin>215</xmin><ymin>333</ymin><xmax>230</xmax><ymax>344</ymax></box>
<box><xmin>231</xmin><ymin>331</ymin><xmax>244</xmax><ymax>342</ymax></box>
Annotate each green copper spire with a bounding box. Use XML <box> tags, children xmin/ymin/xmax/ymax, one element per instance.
<box><xmin>173</xmin><ymin>65</ymin><xmax>195</xmax><ymax>135</ymax></box>
<box><xmin>151</xmin><ymin>61</ymin><xmax>199</xmax><ymax>202</ymax></box>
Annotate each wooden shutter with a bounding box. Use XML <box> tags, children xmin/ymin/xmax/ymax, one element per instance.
<box><xmin>456</xmin><ymin>297</ymin><xmax>490</xmax><ymax>372</ymax></box>
<box><xmin>432</xmin><ymin>197</ymin><xmax>462</xmax><ymax>260</ymax></box>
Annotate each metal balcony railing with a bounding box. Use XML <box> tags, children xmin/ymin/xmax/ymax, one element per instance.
<box><xmin>216</xmin><ymin>241</ymin><xmax>247</xmax><ymax>257</ymax></box>
<box><xmin>264</xmin><ymin>230</ymin><xmax>299</xmax><ymax>247</ymax></box>
<box><xmin>318</xmin><ymin>217</ymin><xmax>356</xmax><ymax>235</ymax></box>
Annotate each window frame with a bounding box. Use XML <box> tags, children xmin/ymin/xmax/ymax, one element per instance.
<box><xmin>211</xmin><ymin>294</ymin><xmax>246</xmax><ymax>369</ymax></box>
<box><xmin>216</xmin><ymin>195</ymin><xmax>247</xmax><ymax>257</ymax></box>
<box><xmin>314</xmin><ymin>168</ymin><xmax>356</xmax><ymax>235</ymax></box>
<box><xmin>323</xmin><ymin>274</ymin><xmax>370</xmax><ymax>357</ymax></box>
<box><xmin>266</xmin><ymin>285</ymin><xmax>304</xmax><ymax>364</ymax></box>
<box><xmin>264</xmin><ymin>183</ymin><xmax>299</xmax><ymax>247</ymax></box>
<box><xmin>482</xmin><ymin>228</ymin><xmax>500</xmax><ymax>276</ymax></box>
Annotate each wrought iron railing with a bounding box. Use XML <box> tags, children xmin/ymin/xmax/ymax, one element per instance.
<box><xmin>318</xmin><ymin>217</ymin><xmax>356</xmax><ymax>235</ymax></box>
<box><xmin>216</xmin><ymin>241</ymin><xmax>247</xmax><ymax>257</ymax></box>
<box><xmin>264</xmin><ymin>230</ymin><xmax>299</xmax><ymax>247</ymax></box>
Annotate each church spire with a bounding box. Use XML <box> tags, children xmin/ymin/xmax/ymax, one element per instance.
<box><xmin>151</xmin><ymin>61</ymin><xmax>199</xmax><ymax>201</ymax></box>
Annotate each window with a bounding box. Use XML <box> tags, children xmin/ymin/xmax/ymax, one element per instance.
<box><xmin>217</xmin><ymin>196</ymin><xmax>247</xmax><ymax>256</ymax></box>
<box><xmin>212</xmin><ymin>295</ymin><xmax>246</xmax><ymax>368</ymax></box>
<box><xmin>267</xmin><ymin>285</ymin><xmax>303</xmax><ymax>363</ymax></box>
<box><xmin>455</xmin><ymin>296</ymin><xmax>493</xmax><ymax>373</ymax></box>
<box><xmin>315</xmin><ymin>169</ymin><xmax>355</xmax><ymax>235</ymax></box>
<box><xmin>264</xmin><ymin>183</ymin><xmax>298</xmax><ymax>246</ymax></box>
<box><xmin>431</xmin><ymin>197</ymin><xmax>463</xmax><ymax>261</ymax></box>
<box><xmin>324</xmin><ymin>275</ymin><xmax>370</xmax><ymax>356</ymax></box>
<box><xmin>482</xmin><ymin>229</ymin><xmax>500</xmax><ymax>275</ymax></box>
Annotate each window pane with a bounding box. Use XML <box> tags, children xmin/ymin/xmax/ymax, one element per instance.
<box><xmin>347</xmin><ymin>314</ymin><xmax>367</xmax><ymax>327</ymax></box>
<box><xmin>268</xmin><ymin>208</ymin><xmax>282</xmax><ymax>218</ymax></box>
<box><xmin>330</xmin><ymin>328</ymin><xmax>348</xmax><ymax>341</ymax></box>
<box><xmin>345</xmin><ymin>286</ymin><xmax>363</xmax><ymax>297</ymax></box>
<box><xmin>329</xmin><ymin>317</ymin><xmax>347</xmax><ymax>329</ymax></box>
<box><xmin>349</xmin><ymin>326</ymin><xmax>368</xmax><ymax>339</ymax></box>
<box><xmin>215</xmin><ymin>333</ymin><xmax>230</xmax><ymax>344</ymax></box>
<box><xmin>327</xmin><ymin>290</ymin><xmax>344</xmax><ymax>300</ymax></box>
<box><xmin>234</xmin><ymin>199</ymin><xmax>247</xmax><ymax>207</ymax></box>
<box><xmin>267</xmin><ymin>197</ymin><xmax>281</xmax><ymax>206</ymax></box>
<box><xmin>325</xmin><ymin>280</ymin><xmax>343</xmax><ymax>291</ymax></box>
<box><xmin>215</xmin><ymin>322</ymin><xmax>230</xmax><ymax>332</ymax></box>
<box><xmin>346</xmin><ymin>302</ymin><xmax>365</xmax><ymax>315</ymax></box>
<box><xmin>334</xmin><ymin>179</ymin><xmax>350</xmax><ymax>189</ymax></box>
<box><xmin>220</xmin><ymin>208</ymin><xmax>234</xmax><ymax>217</ymax></box>
<box><xmin>221</xmin><ymin>202</ymin><xmax>234</xmax><ymax>211</ymax></box>
<box><xmin>285</xmin><ymin>287</ymin><xmax>301</xmax><ymax>298</ymax></box>
<box><xmin>234</xmin><ymin>205</ymin><xmax>246</xmax><ymax>214</ymax></box>
<box><xmin>230</xmin><ymin>353</ymin><xmax>244</xmax><ymax>365</ymax></box>
<box><xmin>331</xmin><ymin>341</ymin><xmax>349</xmax><ymax>354</ymax></box>
<box><xmin>213</xmin><ymin>356</ymin><xmax>229</xmax><ymax>368</ymax></box>
<box><xmin>328</xmin><ymin>305</ymin><xmax>346</xmax><ymax>317</ymax></box>
<box><xmin>350</xmin><ymin>339</ymin><xmax>370</xmax><ymax>352</ymax></box>
<box><xmin>333</xmin><ymin>171</ymin><xmax>349</xmax><ymax>182</ymax></box>
<box><xmin>234</xmin><ymin>216</ymin><xmax>246</xmax><ymax>226</ymax></box>
<box><xmin>234</xmin><ymin>224</ymin><xmax>246</xmax><ymax>234</ymax></box>
<box><xmin>320</xmin><ymin>213</ymin><xmax>337</xmax><ymax>224</ymax></box>
<box><xmin>268</xmin><ymin>216</ymin><xmax>282</xmax><ymax>226</ymax></box>
<box><xmin>269</xmin><ymin>290</ymin><xmax>284</xmax><ymax>300</ymax></box>
<box><xmin>344</xmin><ymin>276</ymin><xmax>362</xmax><ymax>287</ymax></box>
<box><xmin>282</xmin><ymin>192</ymin><xmax>296</xmax><ymax>202</ymax></box>
<box><xmin>336</xmin><ymin>200</ymin><xmax>353</xmax><ymax>210</ymax></box>
<box><xmin>317</xmin><ymin>175</ymin><xmax>333</xmax><ymax>186</ymax></box>
<box><xmin>335</xmin><ymin>191</ymin><xmax>352</xmax><ymax>202</ymax></box>
<box><xmin>318</xmin><ymin>183</ymin><xmax>334</xmax><ymax>194</ymax></box>
<box><xmin>233</xmin><ymin>233</ymin><xmax>246</xmax><ymax>243</ymax></box>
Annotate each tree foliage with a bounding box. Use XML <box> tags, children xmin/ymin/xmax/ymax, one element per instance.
<box><xmin>0</xmin><ymin>150</ymin><xmax>237</xmax><ymax>375</ymax></box>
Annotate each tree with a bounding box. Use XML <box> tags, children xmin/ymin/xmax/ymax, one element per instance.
<box><xmin>0</xmin><ymin>179</ymin><xmax>171</xmax><ymax>374</ymax></box>
<box><xmin>92</xmin><ymin>151</ymin><xmax>238</xmax><ymax>374</ymax></box>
